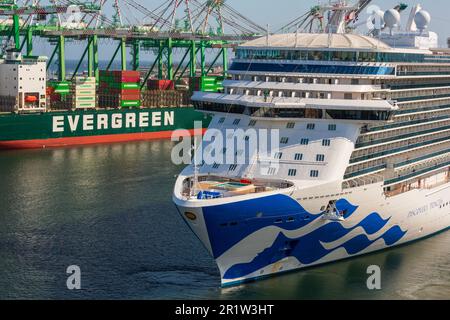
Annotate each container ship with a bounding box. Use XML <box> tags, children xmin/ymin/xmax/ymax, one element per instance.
<box><xmin>0</xmin><ymin>49</ymin><xmax>217</xmax><ymax>149</ymax></box>
<box><xmin>173</xmin><ymin>1</ymin><xmax>450</xmax><ymax>286</ymax></box>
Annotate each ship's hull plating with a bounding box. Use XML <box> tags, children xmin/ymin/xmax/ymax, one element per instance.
<box><xmin>0</xmin><ymin>107</ymin><xmax>210</xmax><ymax>149</ymax></box>
<box><xmin>175</xmin><ymin>182</ymin><xmax>450</xmax><ymax>286</ymax></box>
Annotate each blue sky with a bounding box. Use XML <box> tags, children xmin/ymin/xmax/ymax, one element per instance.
<box><xmin>38</xmin><ymin>0</ymin><xmax>450</xmax><ymax>61</ymax></box>
<box><xmin>228</xmin><ymin>0</ymin><xmax>450</xmax><ymax>44</ymax></box>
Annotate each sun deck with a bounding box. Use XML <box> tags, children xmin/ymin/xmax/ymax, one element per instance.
<box><xmin>181</xmin><ymin>175</ymin><xmax>294</xmax><ymax>200</ymax></box>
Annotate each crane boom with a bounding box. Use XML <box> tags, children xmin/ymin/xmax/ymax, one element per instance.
<box><xmin>0</xmin><ymin>4</ymin><xmax>100</xmax><ymax>16</ymax></box>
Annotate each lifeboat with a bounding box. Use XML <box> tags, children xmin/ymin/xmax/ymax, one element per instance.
<box><xmin>25</xmin><ymin>96</ymin><xmax>38</xmax><ymax>103</ymax></box>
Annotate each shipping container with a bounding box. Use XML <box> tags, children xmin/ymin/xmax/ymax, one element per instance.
<box><xmin>141</xmin><ymin>90</ymin><xmax>190</xmax><ymax>108</ymax></box>
<box><xmin>98</xmin><ymin>70</ymin><xmax>142</xmax><ymax>109</ymax></box>
<box><xmin>121</xmin><ymin>100</ymin><xmax>141</xmax><ymax>108</ymax></box>
<box><xmin>147</xmin><ymin>79</ymin><xmax>175</xmax><ymax>91</ymax></box>
<box><xmin>0</xmin><ymin>95</ymin><xmax>17</xmax><ymax>113</ymax></box>
<box><xmin>189</xmin><ymin>76</ymin><xmax>224</xmax><ymax>93</ymax></box>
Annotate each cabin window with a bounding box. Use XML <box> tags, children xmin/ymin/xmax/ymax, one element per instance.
<box><xmin>328</xmin><ymin>124</ymin><xmax>337</xmax><ymax>131</ymax></box>
<box><xmin>274</xmin><ymin>152</ymin><xmax>283</xmax><ymax>159</ymax></box>
<box><xmin>310</xmin><ymin>170</ymin><xmax>319</xmax><ymax>178</ymax></box>
<box><xmin>316</xmin><ymin>154</ymin><xmax>325</xmax><ymax>162</ymax></box>
<box><xmin>322</xmin><ymin>139</ymin><xmax>331</xmax><ymax>146</ymax></box>
<box><xmin>218</xmin><ymin>117</ymin><xmax>225</xmax><ymax>124</ymax></box>
<box><xmin>267</xmin><ymin>167</ymin><xmax>277</xmax><ymax>175</ymax></box>
<box><xmin>294</xmin><ymin>153</ymin><xmax>303</xmax><ymax>161</ymax></box>
<box><xmin>307</xmin><ymin>123</ymin><xmax>315</xmax><ymax>130</ymax></box>
<box><xmin>287</xmin><ymin>122</ymin><xmax>295</xmax><ymax>129</ymax></box>
<box><xmin>280</xmin><ymin>137</ymin><xmax>289</xmax><ymax>144</ymax></box>
<box><xmin>249</xmin><ymin>120</ymin><xmax>257</xmax><ymax>126</ymax></box>
<box><xmin>288</xmin><ymin>169</ymin><xmax>297</xmax><ymax>177</ymax></box>
<box><xmin>229</xmin><ymin>164</ymin><xmax>238</xmax><ymax>171</ymax></box>
<box><xmin>233</xmin><ymin>119</ymin><xmax>241</xmax><ymax>125</ymax></box>
<box><xmin>300</xmin><ymin>138</ymin><xmax>309</xmax><ymax>145</ymax></box>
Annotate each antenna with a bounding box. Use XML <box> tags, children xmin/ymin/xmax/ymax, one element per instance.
<box><xmin>384</xmin><ymin>9</ymin><xmax>401</xmax><ymax>35</ymax></box>
<box><xmin>414</xmin><ymin>10</ymin><xmax>431</xmax><ymax>34</ymax></box>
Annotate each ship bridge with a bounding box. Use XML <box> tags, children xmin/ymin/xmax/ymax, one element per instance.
<box><xmin>192</xmin><ymin>91</ymin><xmax>396</xmax><ymax>123</ymax></box>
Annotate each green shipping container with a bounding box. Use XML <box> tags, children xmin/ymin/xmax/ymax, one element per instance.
<box><xmin>76</xmin><ymin>84</ymin><xmax>96</xmax><ymax>89</ymax></box>
<box><xmin>75</xmin><ymin>103</ymin><xmax>96</xmax><ymax>109</ymax></box>
<box><xmin>75</xmin><ymin>96</ymin><xmax>96</xmax><ymax>102</ymax></box>
<box><xmin>121</xmin><ymin>100</ymin><xmax>141</xmax><ymax>107</ymax></box>
<box><xmin>110</xmin><ymin>83</ymin><xmax>140</xmax><ymax>90</ymax></box>
<box><xmin>74</xmin><ymin>90</ymin><xmax>96</xmax><ymax>96</ymax></box>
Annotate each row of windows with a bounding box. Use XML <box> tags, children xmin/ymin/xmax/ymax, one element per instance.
<box><xmin>350</xmin><ymin>134</ymin><xmax>450</xmax><ymax>164</ymax></box>
<box><xmin>197</xmin><ymin>102</ymin><xmax>392</xmax><ymax>121</ymax></box>
<box><xmin>266</xmin><ymin>168</ymin><xmax>320</xmax><ymax>178</ymax></box>
<box><xmin>202</xmin><ymin>148</ymin><xmax>327</xmax><ymax>161</ymax></box>
<box><xmin>274</xmin><ymin>152</ymin><xmax>325</xmax><ymax>162</ymax></box>
<box><xmin>356</xmin><ymin>124</ymin><xmax>450</xmax><ymax>149</ymax></box>
<box><xmin>229</xmin><ymin>62</ymin><xmax>395</xmax><ymax>76</ymax></box>
<box><xmin>219</xmin><ymin>117</ymin><xmax>338</xmax><ymax>131</ymax></box>
<box><xmin>235</xmin><ymin>49</ymin><xmax>430</xmax><ymax>63</ymax></box>
<box><xmin>439</xmin><ymin>201</ymin><xmax>450</xmax><ymax>209</ymax></box>
<box><xmin>208</xmin><ymin>163</ymin><xmax>321</xmax><ymax>178</ymax></box>
<box><xmin>280</xmin><ymin>137</ymin><xmax>331</xmax><ymax>146</ymax></box>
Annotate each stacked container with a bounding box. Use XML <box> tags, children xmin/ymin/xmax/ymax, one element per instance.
<box><xmin>99</xmin><ymin>70</ymin><xmax>141</xmax><ymax>108</ymax></box>
<box><xmin>47</xmin><ymin>81</ymin><xmax>72</xmax><ymax>110</ymax></box>
<box><xmin>147</xmin><ymin>79</ymin><xmax>175</xmax><ymax>91</ymax></box>
<box><xmin>142</xmin><ymin>90</ymin><xmax>190</xmax><ymax>108</ymax></box>
<box><xmin>189</xmin><ymin>76</ymin><xmax>224</xmax><ymax>93</ymax></box>
<box><xmin>73</xmin><ymin>77</ymin><xmax>96</xmax><ymax>109</ymax></box>
<box><xmin>48</xmin><ymin>81</ymin><xmax>71</xmax><ymax>95</ymax></box>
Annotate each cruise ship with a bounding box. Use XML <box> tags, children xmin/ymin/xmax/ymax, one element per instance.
<box><xmin>173</xmin><ymin>1</ymin><xmax>450</xmax><ymax>286</ymax></box>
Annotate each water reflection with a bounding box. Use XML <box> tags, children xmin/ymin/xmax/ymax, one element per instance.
<box><xmin>0</xmin><ymin>141</ymin><xmax>448</xmax><ymax>299</ymax></box>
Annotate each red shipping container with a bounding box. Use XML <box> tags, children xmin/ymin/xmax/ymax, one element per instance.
<box><xmin>107</xmin><ymin>70</ymin><xmax>140</xmax><ymax>83</ymax></box>
<box><xmin>109</xmin><ymin>89</ymin><xmax>141</xmax><ymax>95</ymax></box>
<box><xmin>147</xmin><ymin>79</ymin><xmax>175</xmax><ymax>91</ymax></box>
<box><xmin>121</xmin><ymin>76</ymin><xmax>141</xmax><ymax>83</ymax></box>
<box><xmin>120</xmin><ymin>94</ymin><xmax>141</xmax><ymax>100</ymax></box>
<box><xmin>99</xmin><ymin>82</ymin><xmax>111</xmax><ymax>89</ymax></box>
<box><xmin>46</xmin><ymin>87</ymin><xmax>55</xmax><ymax>95</ymax></box>
<box><xmin>112</xmin><ymin>70</ymin><xmax>140</xmax><ymax>77</ymax></box>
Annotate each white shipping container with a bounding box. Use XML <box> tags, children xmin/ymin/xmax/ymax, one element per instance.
<box><xmin>74</xmin><ymin>96</ymin><xmax>96</xmax><ymax>102</ymax></box>
<box><xmin>75</xmin><ymin>76</ymin><xmax>96</xmax><ymax>84</ymax></box>
<box><xmin>74</xmin><ymin>91</ymin><xmax>96</xmax><ymax>97</ymax></box>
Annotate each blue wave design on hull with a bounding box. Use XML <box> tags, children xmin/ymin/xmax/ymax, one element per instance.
<box><xmin>203</xmin><ymin>195</ymin><xmax>359</xmax><ymax>258</ymax></box>
<box><xmin>223</xmin><ymin>214</ymin><xmax>407</xmax><ymax>280</ymax></box>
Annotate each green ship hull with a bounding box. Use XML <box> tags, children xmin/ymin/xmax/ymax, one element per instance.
<box><xmin>0</xmin><ymin>107</ymin><xmax>210</xmax><ymax>149</ymax></box>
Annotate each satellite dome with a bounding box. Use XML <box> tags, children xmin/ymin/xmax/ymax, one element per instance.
<box><xmin>414</xmin><ymin>10</ymin><xmax>431</xmax><ymax>30</ymax></box>
<box><xmin>384</xmin><ymin>9</ymin><xmax>401</xmax><ymax>29</ymax></box>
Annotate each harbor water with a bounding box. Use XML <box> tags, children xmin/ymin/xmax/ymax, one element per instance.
<box><xmin>0</xmin><ymin>140</ymin><xmax>449</xmax><ymax>300</ymax></box>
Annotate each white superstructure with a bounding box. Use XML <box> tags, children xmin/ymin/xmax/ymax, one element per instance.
<box><xmin>173</xmin><ymin>2</ymin><xmax>450</xmax><ymax>286</ymax></box>
<box><xmin>0</xmin><ymin>50</ymin><xmax>47</xmax><ymax>112</ymax></box>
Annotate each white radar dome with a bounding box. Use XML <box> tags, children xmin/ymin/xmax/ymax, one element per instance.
<box><xmin>384</xmin><ymin>9</ymin><xmax>401</xmax><ymax>29</ymax></box>
<box><xmin>414</xmin><ymin>10</ymin><xmax>431</xmax><ymax>30</ymax></box>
